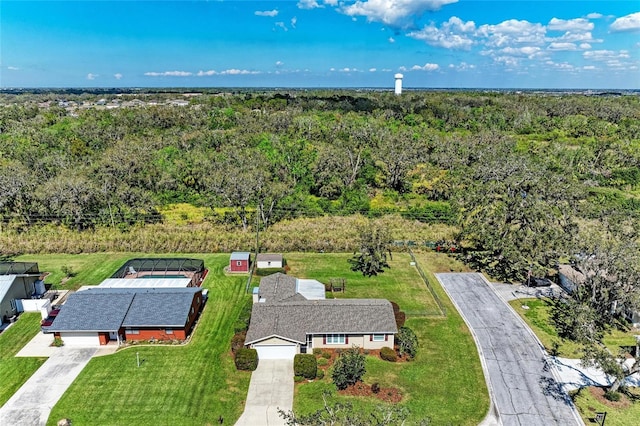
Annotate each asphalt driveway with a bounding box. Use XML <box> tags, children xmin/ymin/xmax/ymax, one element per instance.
<box><xmin>437</xmin><ymin>273</ymin><xmax>582</xmax><ymax>426</ymax></box>
<box><xmin>0</xmin><ymin>346</ymin><xmax>97</xmax><ymax>426</ymax></box>
<box><xmin>235</xmin><ymin>359</ymin><xmax>294</xmax><ymax>426</ymax></box>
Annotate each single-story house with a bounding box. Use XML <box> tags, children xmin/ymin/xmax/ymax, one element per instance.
<box><xmin>245</xmin><ymin>273</ymin><xmax>397</xmax><ymax>359</ymax></box>
<box><xmin>46</xmin><ymin>287</ymin><xmax>204</xmax><ymax>346</ymax></box>
<box><xmin>229</xmin><ymin>252</ymin><xmax>251</xmax><ymax>273</ymax></box>
<box><xmin>256</xmin><ymin>253</ymin><xmax>284</xmax><ymax>269</ymax></box>
<box><xmin>0</xmin><ymin>262</ymin><xmax>44</xmax><ymax>324</ymax></box>
<box><xmin>245</xmin><ymin>299</ymin><xmax>397</xmax><ymax>359</ymax></box>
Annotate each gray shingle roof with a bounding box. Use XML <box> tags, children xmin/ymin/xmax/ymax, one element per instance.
<box><xmin>245</xmin><ymin>299</ymin><xmax>397</xmax><ymax>344</ymax></box>
<box><xmin>123</xmin><ymin>291</ymin><xmax>196</xmax><ymax>327</ymax></box>
<box><xmin>48</xmin><ymin>293</ymin><xmax>134</xmax><ymax>332</ymax></box>
<box><xmin>258</xmin><ymin>273</ymin><xmax>297</xmax><ymax>302</ymax></box>
<box><xmin>256</xmin><ymin>253</ymin><xmax>283</xmax><ymax>262</ymax></box>
<box><xmin>47</xmin><ymin>288</ymin><xmax>201</xmax><ymax>332</ymax></box>
<box><xmin>230</xmin><ymin>252</ymin><xmax>251</xmax><ymax>261</ymax></box>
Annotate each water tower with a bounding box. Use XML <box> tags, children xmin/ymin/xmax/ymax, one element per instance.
<box><xmin>394</xmin><ymin>73</ymin><xmax>403</xmax><ymax>95</ymax></box>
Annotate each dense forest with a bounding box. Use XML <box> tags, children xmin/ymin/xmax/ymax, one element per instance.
<box><xmin>0</xmin><ymin>90</ymin><xmax>638</xmax><ymax>280</ymax></box>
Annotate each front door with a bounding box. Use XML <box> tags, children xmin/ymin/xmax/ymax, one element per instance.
<box><xmin>109</xmin><ymin>331</ymin><xmax>118</xmax><ymax>341</ymax></box>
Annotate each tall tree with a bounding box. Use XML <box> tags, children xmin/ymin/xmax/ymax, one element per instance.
<box><xmin>552</xmin><ymin>236</ymin><xmax>640</xmax><ymax>393</ymax></box>
<box><xmin>349</xmin><ymin>221</ymin><xmax>392</xmax><ymax>277</ymax></box>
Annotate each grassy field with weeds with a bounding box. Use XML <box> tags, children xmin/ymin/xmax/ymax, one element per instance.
<box><xmin>0</xmin><ymin>313</ymin><xmax>47</xmax><ymax>407</ymax></box>
<box><xmin>293</xmin><ymin>252</ymin><xmax>489</xmax><ymax>425</ymax></box>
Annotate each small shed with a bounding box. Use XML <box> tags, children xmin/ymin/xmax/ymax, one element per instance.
<box><xmin>229</xmin><ymin>252</ymin><xmax>251</xmax><ymax>273</ymax></box>
<box><xmin>256</xmin><ymin>253</ymin><xmax>284</xmax><ymax>269</ymax></box>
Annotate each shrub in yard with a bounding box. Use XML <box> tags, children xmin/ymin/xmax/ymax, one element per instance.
<box><xmin>394</xmin><ymin>311</ymin><xmax>406</xmax><ymax>328</ymax></box>
<box><xmin>317</xmin><ymin>357</ymin><xmax>328</xmax><ymax>366</ymax></box>
<box><xmin>397</xmin><ymin>326</ymin><xmax>418</xmax><ymax>359</ymax></box>
<box><xmin>233</xmin><ymin>298</ymin><xmax>253</xmax><ymax>333</ymax></box>
<box><xmin>316</xmin><ymin>369</ymin><xmax>325</xmax><ymax>379</ymax></box>
<box><xmin>313</xmin><ymin>348</ymin><xmax>323</xmax><ymax>356</ymax></box>
<box><xmin>52</xmin><ymin>337</ymin><xmax>64</xmax><ymax>347</ymax></box>
<box><xmin>322</xmin><ymin>351</ymin><xmax>332</xmax><ymax>359</ymax></box>
<box><xmin>605</xmin><ymin>391</ymin><xmax>621</xmax><ymax>402</ymax></box>
<box><xmin>234</xmin><ymin>348</ymin><xmax>258</xmax><ymax>371</ymax></box>
<box><xmin>380</xmin><ymin>346</ymin><xmax>397</xmax><ymax>362</ymax></box>
<box><xmin>371</xmin><ymin>383</ymin><xmax>380</xmax><ymax>394</ymax></box>
<box><xmin>231</xmin><ymin>331</ymin><xmax>246</xmax><ymax>354</ymax></box>
<box><xmin>294</xmin><ymin>354</ymin><xmax>317</xmax><ymax>380</ymax></box>
<box><xmin>332</xmin><ymin>347</ymin><xmax>366</xmax><ymax>390</ymax></box>
<box><xmin>294</xmin><ymin>375</ymin><xmax>305</xmax><ymax>383</ymax></box>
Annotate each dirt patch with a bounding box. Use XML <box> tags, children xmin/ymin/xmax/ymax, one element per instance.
<box><xmin>338</xmin><ymin>381</ymin><xmax>403</xmax><ymax>403</ymax></box>
<box><xmin>588</xmin><ymin>386</ymin><xmax>631</xmax><ymax>409</ymax></box>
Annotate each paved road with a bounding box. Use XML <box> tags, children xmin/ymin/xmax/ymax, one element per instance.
<box><xmin>437</xmin><ymin>273</ymin><xmax>582</xmax><ymax>426</ymax></box>
<box><xmin>0</xmin><ymin>347</ymin><xmax>97</xmax><ymax>426</ymax></box>
<box><xmin>235</xmin><ymin>359</ymin><xmax>293</xmax><ymax>426</ymax></box>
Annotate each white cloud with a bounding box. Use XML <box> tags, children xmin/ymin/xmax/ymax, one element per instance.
<box><xmin>197</xmin><ymin>70</ymin><xmax>216</xmax><ymax>76</ymax></box>
<box><xmin>579</xmin><ymin>43</ymin><xmax>592</xmax><ymax>49</ymax></box>
<box><xmin>547</xmin><ymin>42</ymin><xmax>577</xmax><ymax>51</ymax></box>
<box><xmin>275</xmin><ymin>22</ymin><xmax>288</xmax><ymax>31</ymax></box>
<box><xmin>583</xmin><ymin>65</ymin><xmax>596</xmax><ymax>70</ymax></box>
<box><xmin>501</xmin><ymin>46</ymin><xmax>542</xmax><ymax>57</ymax></box>
<box><xmin>583</xmin><ymin>50</ymin><xmax>630</xmax><ymax>61</ymax></box>
<box><xmin>478</xmin><ymin>19</ymin><xmax>546</xmax><ymax>47</ymax></box>
<box><xmin>407</xmin><ymin>16</ymin><xmax>476</xmax><ymax>49</ymax></box>
<box><xmin>255</xmin><ymin>10</ymin><xmax>278</xmax><ymax>17</ymax></box>
<box><xmin>548</xmin><ymin>17</ymin><xmax>593</xmax><ymax>32</ymax></box>
<box><xmin>586</xmin><ymin>13</ymin><xmax>603</xmax><ymax>19</ymax></box>
<box><xmin>297</xmin><ymin>0</ymin><xmax>321</xmax><ymax>9</ymax></box>
<box><xmin>145</xmin><ymin>71</ymin><xmax>192</xmax><ymax>77</ymax></box>
<box><xmin>369</xmin><ymin>68</ymin><xmax>377</xmax><ymax>72</ymax></box>
<box><xmin>291</xmin><ymin>17</ymin><xmax>297</xmax><ymax>28</ymax></box>
<box><xmin>338</xmin><ymin>67</ymin><xmax>359</xmax><ymax>72</ymax></box>
<box><xmin>324</xmin><ymin>0</ymin><xmax>338</xmax><ymax>5</ymax></box>
<box><xmin>275</xmin><ymin>61</ymin><xmax>284</xmax><ymax>67</ymax></box>
<box><xmin>341</xmin><ymin>0</ymin><xmax>458</xmax><ymax>27</ymax></box>
<box><xmin>7</xmin><ymin>66</ymin><xmax>19</xmax><ymax>70</ymax></box>
<box><xmin>114</xmin><ymin>73</ymin><xmax>123</xmax><ymax>80</ymax></box>
<box><xmin>219</xmin><ymin>69</ymin><xmax>261</xmax><ymax>75</ymax></box>
<box><xmin>610</xmin><ymin>12</ymin><xmax>640</xmax><ymax>32</ymax></box>
<box><xmin>388</xmin><ymin>37</ymin><xmax>395</xmax><ymax>43</ymax></box>
<box><xmin>87</xmin><ymin>73</ymin><xmax>98</xmax><ymax>80</ymax></box>
<box><xmin>553</xmin><ymin>31</ymin><xmax>601</xmax><ymax>43</ymax></box>
<box><xmin>410</xmin><ymin>63</ymin><xmax>440</xmax><ymax>71</ymax></box>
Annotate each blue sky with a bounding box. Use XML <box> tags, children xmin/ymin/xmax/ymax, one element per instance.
<box><xmin>1</xmin><ymin>1</ymin><xmax>639</xmax><ymax>88</ymax></box>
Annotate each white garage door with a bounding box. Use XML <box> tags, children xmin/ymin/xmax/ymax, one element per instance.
<box><xmin>254</xmin><ymin>345</ymin><xmax>297</xmax><ymax>360</ymax></box>
<box><xmin>60</xmin><ymin>332</ymin><xmax>101</xmax><ymax>347</ymax></box>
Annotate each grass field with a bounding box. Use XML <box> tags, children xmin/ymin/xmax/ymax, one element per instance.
<box><xmin>293</xmin><ymin>252</ymin><xmax>489</xmax><ymax>425</ymax></box>
<box><xmin>39</xmin><ymin>254</ymin><xmax>251</xmax><ymax>426</ymax></box>
<box><xmin>0</xmin><ymin>313</ymin><xmax>47</xmax><ymax>407</ymax></box>
<box><xmin>510</xmin><ymin>298</ymin><xmax>638</xmax><ymax>358</ymax></box>
<box><xmin>572</xmin><ymin>386</ymin><xmax>640</xmax><ymax>426</ymax></box>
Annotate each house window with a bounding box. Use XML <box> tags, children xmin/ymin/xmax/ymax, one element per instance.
<box><xmin>166</xmin><ymin>328</ymin><xmax>173</xmax><ymax>334</ymax></box>
<box><xmin>326</xmin><ymin>334</ymin><xmax>345</xmax><ymax>344</ymax></box>
<box><xmin>10</xmin><ymin>299</ymin><xmax>16</xmax><ymax>311</ymax></box>
<box><xmin>236</xmin><ymin>261</ymin><xmax>242</xmax><ymax>267</ymax></box>
<box><xmin>372</xmin><ymin>334</ymin><xmax>385</xmax><ymax>342</ymax></box>
<box><xmin>128</xmin><ymin>329</ymin><xmax>140</xmax><ymax>335</ymax></box>
<box><xmin>191</xmin><ymin>307</ymin><xmax>195</xmax><ymax>315</ymax></box>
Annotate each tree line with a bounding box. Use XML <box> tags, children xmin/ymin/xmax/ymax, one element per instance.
<box><xmin>0</xmin><ymin>90</ymin><xmax>639</xmax><ymax>280</ymax></box>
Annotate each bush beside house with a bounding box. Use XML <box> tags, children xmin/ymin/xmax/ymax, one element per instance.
<box><xmin>294</xmin><ymin>354</ymin><xmax>318</xmax><ymax>380</ymax></box>
<box><xmin>235</xmin><ymin>348</ymin><xmax>258</xmax><ymax>371</ymax></box>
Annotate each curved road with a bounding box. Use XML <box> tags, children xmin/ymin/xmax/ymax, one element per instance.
<box><xmin>436</xmin><ymin>273</ymin><xmax>582</xmax><ymax>426</ymax></box>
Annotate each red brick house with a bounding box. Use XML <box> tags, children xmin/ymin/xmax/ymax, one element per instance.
<box><xmin>46</xmin><ymin>287</ymin><xmax>204</xmax><ymax>346</ymax></box>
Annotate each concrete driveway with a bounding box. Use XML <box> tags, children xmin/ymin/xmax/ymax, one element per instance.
<box><xmin>0</xmin><ymin>346</ymin><xmax>97</xmax><ymax>426</ymax></box>
<box><xmin>235</xmin><ymin>359</ymin><xmax>294</xmax><ymax>426</ymax></box>
<box><xmin>437</xmin><ymin>273</ymin><xmax>583</xmax><ymax>426</ymax></box>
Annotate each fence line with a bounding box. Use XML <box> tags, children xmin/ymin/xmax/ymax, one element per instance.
<box><xmin>408</xmin><ymin>248</ymin><xmax>447</xmax><ymax>317</ymax></box>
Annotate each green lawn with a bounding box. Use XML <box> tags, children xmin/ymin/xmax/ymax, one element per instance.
<box><xmin>0</xmin><ymin>313</ymin><xmax>47</xmax><ymax>407</ymax></box>
<box><xmin>510</xmin><ymin>298</ymin><xmax>638</xmax><ymax>358</ymax></box>
<box><xmin>572</xmin><ymin>386</ymin><xmax>640</xmax><ymax>426</ymax></box>
<box><xmin>45</xmin><ymin>254</ymin><xmax>251</xmax><ymax>425</ymax></box>
<box><xmin>286</xmin><ymin>252</ymin><xmax>442</xmax><ymax>315</ymax></box>
<box><xmin>293</xmin><ymin>252</ymin><xmax>489</xmax><ymax>425</ymax></box>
